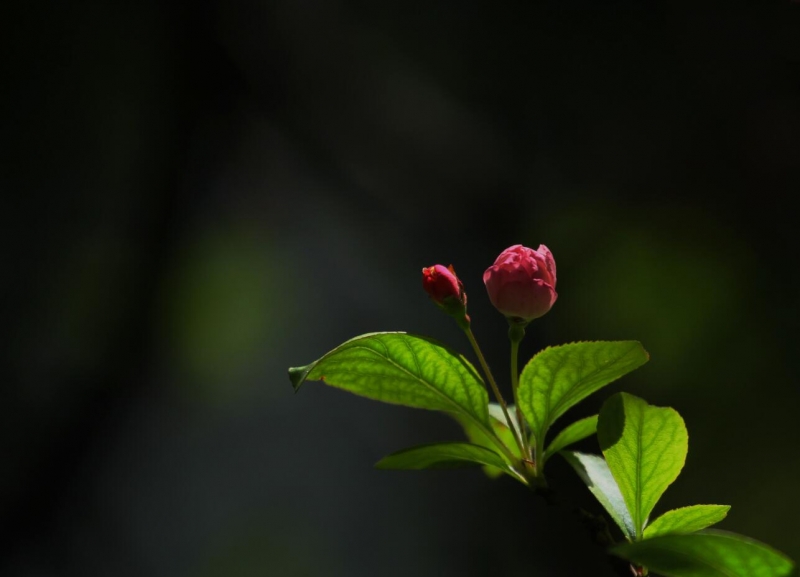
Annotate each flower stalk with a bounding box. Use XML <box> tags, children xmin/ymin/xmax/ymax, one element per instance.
<box><xmin>463</xmin><ymin>326</ymin><xmax>527</xmax><ymax>460</ymax></box>
<box><xmin>508</xmin><ymin>320</ymin><xmax>530</xmax><ymax>458</ymax></box>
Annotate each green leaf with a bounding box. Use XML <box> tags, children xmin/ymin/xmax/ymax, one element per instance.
<box><xmin>598</xmin><ymin>392</ymin><xmax>688</xmax><ymax>539</ymax></box>
<box><xmin>376</xmin><ymin>442</ymin><xmax>525</xmax><ymax>482</ymax></box>
<box><xmin>612</xmin><ymin>530</ymin><xmax>794</xmax><ymax>577</ymax></box>
<box><xmin>544</xmin><ymin>415</ymin><xmax>598</xmax><ymax>462</ymax></box>
<box><xmin>488</xmin><ymin>403</ymin><xmax>525</xmax><ymax>441</ymax></box>
<box><xmin>454</xmin><ymin>403</ymin><xmax>523</xmax><ymax>479</ymax></box>
<box><xmin>487</xmin><ymin>403</ymin><xmax>526</xmax><ymax>458</ymax></box>
<box><xmin>561</xmin><ymin>451</ymin><xmax>635</xmax><ymax>539</ymax></box>
<box><xmin>644</xmin><ymin>505</ymin><xmax>731</xmax><ymax>539</ymax></box>
<box><xmin>289</xmin><ymin>331</ymin><xmax>492</xmax><ymax>430</ymax></box>
<box><xmin>517</xmin><ymin>341</ymin><xmax>649</xmax><ymax>457</ymax></box>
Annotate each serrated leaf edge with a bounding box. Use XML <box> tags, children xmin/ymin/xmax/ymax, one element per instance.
<box><xmin>520</xmin><ymin>340</ymin><xmax>649</xmax><ymax>448</ymax></box>
<box><xmin>643</xmin><ymin>504</ymin><xmax>731</xmax><ymax>539</ymax></box>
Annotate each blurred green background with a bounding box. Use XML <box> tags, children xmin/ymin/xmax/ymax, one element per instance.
<box><xmin>3</xmin><ymin>1</ymin><xmax>799</xmax><ymax>576</ymax></box>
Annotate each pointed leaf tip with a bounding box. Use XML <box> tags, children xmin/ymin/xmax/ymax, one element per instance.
<box><xmin>288</xmin><ymin>364</ymin><xmax>313</xmax><ymax>390</ymax></box>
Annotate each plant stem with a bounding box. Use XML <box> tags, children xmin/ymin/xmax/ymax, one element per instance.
<box><xmin>534</xmin><ymin>435</ymin><xmax>547</xmax><ymax>477</ymax></box>
<box><xmin>463</xmin><ymin>327</ymin><xmax>527</xmax><ymax>458</ymax></box>
<box><xmin>508</xmin><ymin>323</ymin><xmax>530</xmax><ymax>458</ymax></box>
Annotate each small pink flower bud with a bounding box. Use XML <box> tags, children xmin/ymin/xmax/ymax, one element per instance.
<box><xmin>422</xmin><ymin>264</ymin><xmax>464</xmax><ymax>305</ymax></box>
<box><xmin>422</xmin><ymin>264</ymin><xmax>470</xmax><ymax>328</ymax></box>
<box><xmin>483</xmin><ymin>244</ymin><xmax>558</xmax><ymax>322</ymax></box>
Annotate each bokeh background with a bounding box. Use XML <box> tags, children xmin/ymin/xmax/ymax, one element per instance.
<box><xmin>3</xmin><ymin>2</ymin><xmax>800</xmax><ymax>576</ymax></box>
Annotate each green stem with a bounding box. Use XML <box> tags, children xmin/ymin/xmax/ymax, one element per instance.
<box><xmin>509</xmin><ymin>336</ymin><xmax>530</xmax><ymax>457</ymax></box>
<box><xmin>463</xmin><ymin>327</ymin><xmax>527</xmax><ymax>459</ymax></box>
<box><xmin>534</xmin><ymin>435</ymin><xmax>546</xmax><ymax>478</ymax></box>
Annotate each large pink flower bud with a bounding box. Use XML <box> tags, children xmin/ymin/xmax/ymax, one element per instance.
<box><xmin>483</xmin><ymin>244</ymin><xmax>557</xmax><ymax>322</ymax></box>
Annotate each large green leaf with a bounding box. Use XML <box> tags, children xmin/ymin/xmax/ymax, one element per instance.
<box><xmin>289</xmin><ymin>332</ymin><xmax>491</xmax><ymax>431</ymax></box>
<box><xmin>375</xmin><ymin>442</ymin><xmax>525</xmax><ymax>482</ymax></box>
<box><xmin>561</xmin><ymin>451</ymin><xmax>635</xmax><ymax>540</ymax></box>
<box><xmin>612</xmin><ymin>530</ymin><xmax>794</xmax><ymax>577</ymax></box>
<box><xmin>518</xmin><ymin>341</ymin><xmax>649</xmax><ymax>458</ymax></box>
<box><xmin>644</xmin><ymin>505</ymin><xmax>730</xmax><ymax>539</ymax></box>
<box><xmin>598</xmin><ymin>393</ymin><xmax>688</xmax><ymax>539</ymax></box>
<box><xmin>544</xmin><ymin>415</ymin><xmax>598</xmax><ymax>463</ymax></box>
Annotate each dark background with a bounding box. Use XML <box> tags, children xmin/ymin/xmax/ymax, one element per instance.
<box><xmin>3</xmin><ymin>2</ymin><xmax>800</xmax><ymax>576</ymax></box>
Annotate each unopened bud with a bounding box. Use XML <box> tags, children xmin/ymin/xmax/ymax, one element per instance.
<box><xmin>422</xmin><ymin>264</ymin><xmax>470</xmax><ymax>329</ymax></box>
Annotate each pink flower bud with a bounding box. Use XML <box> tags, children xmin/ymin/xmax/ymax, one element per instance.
<box><xmin>422</xmin><ymin>264</ymin><xmax>465</xmax><ymax>306</ymax></box>
<box><xmin>483</xmin><ymin>244</ymin><xmax>558</xmax><ymax>322</ymax></box>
